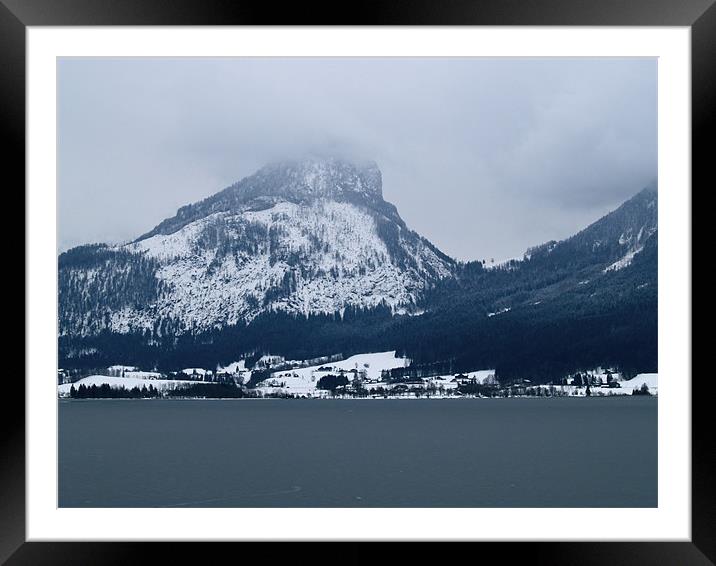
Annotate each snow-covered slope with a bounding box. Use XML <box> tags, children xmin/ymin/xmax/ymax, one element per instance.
<box><xmin>120</xmin><ymin>200</ymin><xmax>449</xmax><ymax>331</ymax></box>
<box><xmin>271</xmin><ymin>351</ymin><xmax>409</xmax><ymax>381</ymax></box>
<box><xmin>257</xmin><ymin>351</ymin><xmax>409</xmax><ymax>395</ymax></box>
<box><xmin>59</xmin><ymin>158</ymin><xmax>455</xmax><ymax>336</ymax></box>
<box><xmin>525</xmin><ymin>182</ymin><xmax>657</xmax><ymax>272</ymax></box>
<box><xmin>620</xmin><ymin>373</ymin><xmax>658</xmax><ymax>395</ymax></box>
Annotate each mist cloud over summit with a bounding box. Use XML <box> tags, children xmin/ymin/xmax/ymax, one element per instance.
<box><xmin>58</xmin><ymin>57</ymin><xmax>656</xmax><ymax>261</ymax></box>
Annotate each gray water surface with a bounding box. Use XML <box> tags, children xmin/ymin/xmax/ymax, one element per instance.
<box><xmin>59</xmin><ymin>397</ymin><xmax>657</xmax><ymax>507</ymax></box>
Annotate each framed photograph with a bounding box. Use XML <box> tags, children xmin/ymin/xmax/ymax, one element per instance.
<box><xmin>7</xmin><ymin>0</ymin><xmax>710</xmax><ymax>563</ymax></box>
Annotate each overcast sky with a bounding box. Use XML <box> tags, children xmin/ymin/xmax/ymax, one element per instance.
<box><xmin>58</xmin><ymin>57</ymin><xmax>656</xmax><ymax>262</ymax></box>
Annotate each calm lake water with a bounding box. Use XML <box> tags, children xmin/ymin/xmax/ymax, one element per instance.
<box><xmin>59</xmin><ymin>397</ymin><xmax>657</xmax><ymax>507</ymax></box>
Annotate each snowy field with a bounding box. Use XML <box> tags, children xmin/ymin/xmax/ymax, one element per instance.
<box><xmin>427</xmin><ymin>369</ymin><xmax>496</xmax><ymax>384</ymax></box>
<box><xmin>529</xmin><ymin>373</ymin><xmax>658</xmax><ymax>396</ymax></box>
<box><xmin>272</xmin><ymin>351</ymin><xmax>409</xmax><ymax>381</ymax></box>
<box><xmin>259</xmin><ymin>350</ymin><xmax>410</xmax><ymax>394</ymax></box>
<box><xmin>58</xmin><ymin>375</ymin><xmax>196</xmax><ymax>397</ymax></box>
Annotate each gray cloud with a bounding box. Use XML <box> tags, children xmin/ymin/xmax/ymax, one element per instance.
<box><xmin>58</xmin><ymin>57</ymin><xmax>656</xmax><ymax>262</ymax></box>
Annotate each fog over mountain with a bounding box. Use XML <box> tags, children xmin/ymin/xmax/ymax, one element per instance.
<box><xmin>58</xmin><ymin>57</ymin><xmax>657</xmax><ymax>261</ymax></box>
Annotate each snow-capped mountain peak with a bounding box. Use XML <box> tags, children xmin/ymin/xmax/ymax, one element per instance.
<box><xmin>137</xmin><ymin>157</ymin><xmax>387</xmax><ymax>242</ymax></box>
<box><xmin>60</xmin><ymin>158</ymin><xmax>456</xmax><ymax>337</ymax></box>
<box><xmin>250</xmin><ymin>157</ymin><xmax>384</xmax><ymax>202</ymax></box>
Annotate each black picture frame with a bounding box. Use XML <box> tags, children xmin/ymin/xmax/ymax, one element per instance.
<box><xmin>4</xmin><ymin>1</ymin><xmax>709</xmax><ymax>563</ymax></box>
